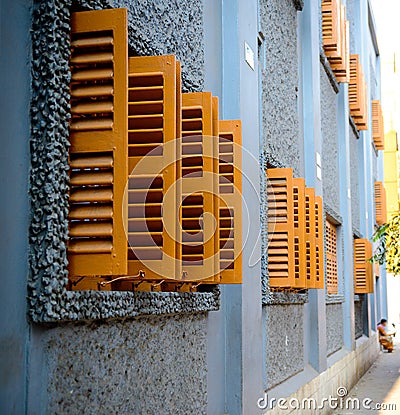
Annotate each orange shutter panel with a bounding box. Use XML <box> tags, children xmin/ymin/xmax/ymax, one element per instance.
<box><xmin>349</xmin><ymin>55</ymin><xmax>368</xmax><ymax>130</ymax></box>
<box><xmin>322</xmin><ymin>0</ymin><xmax>341</xmax><ymax>56</ymax></box>
<box><xmin>372</xmin><ymin>100</ymin><xmax>385</xmax><ymax>150</ymax></box>
<box><xmin>292</xmin><ymin>178</ymin><xmax>307</xmax><ymax>289</ymax></box>
<box><xmin>314</xmin><ymin>196</ymin><xmax>325</xmax><ymax>289</ymax></box>
<box><xmin>374</xmin><ymin>181</ymin><xmax>387</xmax><ymax>226</ymax></box>
<box><xmin>68</xmin><ymin>9</ymin><xmax>128</xmax><ymax>284</ymax></box>
<box><xmin>180</xmin><ymin>92</ymin><xmax>216</xmax><ymax>282</ymax></box>
<box><xmin>267</xmin><ymin>168</ymin><xmax>295</xmax><ymax>288</ymax></box>
<box><xmin>330</xmin><ymin>12</ymin><xmax>350</xmax><ymax>83</ymax></box>
<box><xmin>126</xmin><ymin>55</ymin><xmax>180</xmax><ymax>284</ymax></box>
<box><xmin>218</xmin><ymin>120</ymin><xmax>243</xmax><ymax>284</ymax></box>
<box><xmin>326</xmin><ymin>220</ymin><xmax>338</xmax><ymax>294</ymax></box>
<box><xmin>305</xmin><ymin>188</ymin><xmax>317</xmax><ymax>288</ymax></box>
<box><xmin>354</xmin><ymin>238</ymin><xmax>373</xmax><ymax>294</ymax></box>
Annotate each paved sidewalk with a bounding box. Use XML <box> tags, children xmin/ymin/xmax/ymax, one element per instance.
<box><xmin>332</xmin><ymin>344</ymin><xmax>400</xmax><ymax>414</ymax></box>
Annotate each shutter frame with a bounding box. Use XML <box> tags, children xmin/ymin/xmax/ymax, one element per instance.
<box><xmin>349</xmin><ymin>55</ymin><xmax>368</xmax><ymax>130</ymax></box>
<box><xmin>314</xmin><ymin>196</ymin><xmax>325</xmax><ymax>289</ymax></box>
<box><xmin>305</xmin><ymin>188</ymin><xmax>317</xmax><ymax>289</ymax></box>
<box><xmin>372</xmin><ymin>100</ymin><xmax>385</xmax><ymax>150</ymax></box>
<box><xmin>293</xmin><ymin>178</ymin><xmax>307</xmax><ymax>289</ymax></box>
<box><xmin>374</xmin><ymin>181</ymin><xmax>387</xmax><ymax>226</ymax></box>
<box><xmin>326</xmin><ymin>219</ymin><xmax>338</xmax><ymax>294</ymax></box>
<box><xmin>68</xmin><ymin>8</ymin><xmax>128</xmax><ymax>284</ymax></box>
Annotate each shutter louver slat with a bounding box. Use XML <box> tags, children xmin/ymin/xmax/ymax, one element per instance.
<box><xmin>68</xmin><ymin>9</ymin><xmax>128</xmax><ymax>286</ymax></box>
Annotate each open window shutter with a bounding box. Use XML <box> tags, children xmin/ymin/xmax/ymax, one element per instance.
<box><xmin>305</xmin><ymin>188</ymin><xmax>317</xmax><ymax>289</ymax></box>
<box><xmin>354</xmin><ymin>238</ymin><xmax>373</xmax><ymax>294</ymax></box>
<box><xmin>322</xmin><ymin>0</ymin><xmax>341</xmax><ymax>56</ymax></box>
<box><xmin>180</xmin><ymin>92</ymin><xmax>216</xmax><ymax>282</ymax></box>
<box><xmin>349</xmin><ymin>55</ymin><xmax>368</xmax><ymax>130</ymax></box>
<box><xmin>372</xmin><ymin>100</ymin><xmax>385</xmax><ymax>150</ymax></box>
<box><xmin>218</xmin><ymin>120</ymin><xmax>242</xmax><ymax>284</ymax></box>
<box><xmin>292</xmin><ymin>178</ymin><xmax>307</xmax><ymax>289</ymax></box>
<box><xmin>330</xmin><ymin>9</ymin><xmax>350</xmax><ymax>83</ymax></box>
<box><xmin>374</xmin><ymin>181</ymin><xmax>387</xmax><ymax>226</ymax></box>
<box><xmin>314</xmin><ymin>196</ymin><xmax>325</xmax><ymax>289</ymax></box>
<box><xmin>68</xmin><ymin>9</ymin><xmax>128</xmax><ymax>284</ymax></box>
<box><xmin>326</xmin><ymin>220</ymin><xmax>338</xmax><ymax>294</ymax></box>
<box><xmin>126</xmin><ymin>55</ymin><xmax>180</xmax><ymax>285</ymax></box>
<box><xmin>267</xmin><ymin>168</ymin><xmax>295</xmax><ymax>288</ymax></box>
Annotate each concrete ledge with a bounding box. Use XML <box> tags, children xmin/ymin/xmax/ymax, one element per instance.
<box><xmin>263</xmin><ymin>334</ymin><xmax>379</xmax><ymax>415</ymax></box>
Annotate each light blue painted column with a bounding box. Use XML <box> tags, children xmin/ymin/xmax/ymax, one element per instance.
<box><xmin>301</xmin><ymin>0</ymin><xmax>327</xmax><ymax>373</ymax></box>
<box><xmin>337</xmin><ymin>80</ymin><xmax>356</xmax><ymax>350</ymax></box>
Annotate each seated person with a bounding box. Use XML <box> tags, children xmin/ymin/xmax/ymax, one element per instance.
<box><xmin>377</xmin><ymin>318</ymin><xmax>394</xmax><ymax>353</ymax></box>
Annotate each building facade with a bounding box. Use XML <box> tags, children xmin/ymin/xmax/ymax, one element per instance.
<box><xmin>0</xmin><ymin>0</ymin><xmax>388</xmax><ymax>414</ymax></box>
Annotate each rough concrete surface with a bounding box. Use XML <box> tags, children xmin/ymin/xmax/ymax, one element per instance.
<box><xmin>44</xmin><ymin>313</ymin><xmax>208</xmax><ymax>415</ymax></box>
<box><xmin>326</xmin><ymin>303</ymin><xmax>344</xmax><ymax>356</ymax></box>
<box><xmin>355</xmin><ymin>298</ymin><xmax>364</xmax><ymax>339</ymax></box>
<box><xmin>332</xmin><ymin>345</ymin><xmax>400</xmax><ymax>414</ymax></box>
<box><xmin>265</xmin><ymin>304</ymin><xmax>305</xmax><ymax>389</ymax></box>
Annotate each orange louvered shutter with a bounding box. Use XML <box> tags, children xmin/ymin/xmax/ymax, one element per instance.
<box><xmin>292</xmin><ymin>178</ymin><xmax>307</xmax><ymax>289</ymax></box>
<box><xmin>68</xmin><ymin>9</ymin><xmax>128</xmax><ymax>284</ymax></box>
<box><xmin>180</xmin><ymin>92</ymin><xmax>217</xmax><ymax>282</ymax></box>
<box><xmin>349</xmin><ymin>55</ymin><xmax>368</xmax><ymax>130</ymax></box>
<box><xmin>218</xmin><ymin>120</ymin><xmax>242</xmax><ymax>284</ymax></box>
<box><xmin>305</xmin><ymin>188</ymin><xmax>317</xmax><ymax>288</ymax></box>
<box><xmin>372</xmin><ymin>100</ymin><xmax>385</xmax><ymax>150</ymax></box>
<box><xmin>354</xmin><ymin>238</ymin><xmax>373</xmax><ymax>294</ymax></box>
<box><xmin>322</xmin><ymin>2</ymin><xmax>350</xmax><ymax>83</ymax></box>
<box><xmin>374</xmin><ymin>181</ymin><xmax>387</xmax><ymax>226</ymax></box>
<box><xmin>267</xmin><ymin>168</ymin><xmax>295</xmax><ymax>288</ymax></box>
<box><xmin>126</xmin><ymin>55</ymin><xmax>180</xmax><ymax>283</ymax></box>
<box><xmin>314</xmin><ymin>196</ymin><xmax>325</xmax><ymax>289</ymax></box>
<box><xmin>326</xmin><ymin>220</ymin><xmax>338</xmax><ymax>294</ymax></box>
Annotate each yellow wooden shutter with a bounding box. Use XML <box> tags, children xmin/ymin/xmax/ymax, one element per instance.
<box><xmin>292</xmin><ymin>178</ymin><xmax>307</xmax><ymax>289</ymax></box>
<box><xmin>180</xmin><ymin>92</ymin><xmax>216</xmax><ymax>282</ymax></box>
<box><xmin>374</xmin><ymin>181</ymin><xmax>387</xmax><ymax>226</ymax></box>
<box><xmin>326</xmin><ymin>220</ymin><xmax>338</xmax><ymax>294</ymax></box>
<box><xmin>314</xmin><ymin>196</ymin><xmax>325</xmax><ymax>289</ymax></box>
<box><xmin>218</xmin><ymin>120</ymin><xmax>242</xmax><ymax>284</ymax></box>
<box><xmin>349</xmin><ymin>55</ymin><xmax>368</xmax><ymax>130</ymax></box>
<box><xmin>126</xmin><ymin>55</ymin><xmax>180</xmax><ymax>285</ymax></box>
<box><xmin>354</xmin><ymin>238</ymin><xmax>373</xmax><ymax>294</ymax></box>
<box><xmin>372</xmin><ymin>100</ymin><xmax>385</xmax><ymax>150</ymax></box>
<box><xmin>305</xmin><ymin>188</ymin><xmax>317</xmax><ymax>288</ymax></box>
<box><xmin>267</xmin><ymin>168</ymin><xmax>295</xmax><ymax>288</ymax></box>
<box><xmin>68</xmin><ymin>9</ymin><xmax>128</xmax><ymax>284</ymax></box>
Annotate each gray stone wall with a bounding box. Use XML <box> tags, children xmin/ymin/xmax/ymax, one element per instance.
<box><xmin>265</xmin><ymin>304</ymin><xmax>304</xmax><ymax>389</ymax></box>
<box><xmin>41</xmin><ymin>314</ymin><xmax>207</xmax><ymax>415</ymax></box>
<box><xmin>259</xmin><ymin>0</ymin><xmax>302</xmax><ymax>176</ymax></box>
<box><xmin>350</xmin><ymin>127</ymin><xmax>361</xmax><ymax>234</ymax></box>
<box><xmin>320</xmin><ymin>63</ymin><xmax>340</xmax><ymax>215</ymax></box>
<box><xmin>326</xmin><ymin>303</ymin><xmax>344</xmax><ymax>356</ymax></box>
<box><xmin>355</xmin><ymin>298</ymin><xmax>364</xmax><ymax>339</ymax></box>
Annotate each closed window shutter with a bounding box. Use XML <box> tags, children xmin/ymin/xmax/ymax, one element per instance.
<box><xmin>305</xmin><ymin>188</ymin><xmax>317</xmax><ymax>288</ymax></box>
<box><xmin>180</xmin><ymin>92</ymin><xmax>216</xmax><ymax>282</ymax></box>
<box><xmin>354</xmin><ymin>238</ymin><xmax>373</xmax><ymax>294</ymax></box>
<box><xmin>374</xmin><ymin>181</ymin><xmax>387</xmax><ymax>226</ymax></box>
<box><xmin>326</xmin><ymin>220</ymin><xmax>338</xmax><ymax>294</ymax></box>
<box><xmin>218</xmin><ymin>120</ymin><xmax>242</xmax><ymax>284</ymax></box>
<box><xmin>126</xmin><ymin>55</ymin><xmax>180</xmax><ymax>285</ymax></box>
<box><xmin>68</xmin><ymin>9</ymin><xmax>128</xmax><ymax>284</ymax></box>
<box><xmin>293</xmin><ymin>178</ymin><xmax>307</xmax><ymax>289</ymax></box>
<box><xmin>322</xmin><ymin>2</ymin><xmax>350</xmax><ymax>83</ymax></box>
<box><xmin>267</xmin><ymin>168</ymin><xmax>295</xmax><ymax>288</ymax></box>
<box><xmin>349</xmin><ymin>55</ymin><xmax>368</xmax><ymax>130</ymax></box>
<box><xmin>314</xmin><ymin>196</ymin><xmax>325</xmax><ymax>289</ymax></box>
<box><xmin>372</xmin><ymin>100</ymin><xmax>385</xmax><ymax>150</ymax></box>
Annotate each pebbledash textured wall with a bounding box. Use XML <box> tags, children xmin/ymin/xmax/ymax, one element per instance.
<box><xmin>259</xmin><ymin>0</ymin><xmax>303</xmax><ymax>177</ymax></box>
<box><xmin>320</xmin><ymin>63</ymin><xmax>340</xmax><ymax>216</ymax></box>
<box><xmin>29</xmin><ymin>1</ymin><xmax>214</xmax><ymax>414</ymax></box>
<box><xmin>354</xmin><ymin>297</ymin><xmax>364</xmax><ymax>339</ymax></box>
<box><xmin>326</xmin><ymin>303</ymin><xmax>344</xmax><ymax>356</ymax></box>
<box><xmin>265</xmin><ymin>304</ymin><xmax>305</xmax><ymax>390</ymax></box>
<box><xmin>38</xmin><ymin>314</ymin><xmax>207</xmax><ymax>415</ymax></box>
<box><xmin>349</xmin><ymin>126</ymin><xmax>361</xmax><ymax>234</ymax></box>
